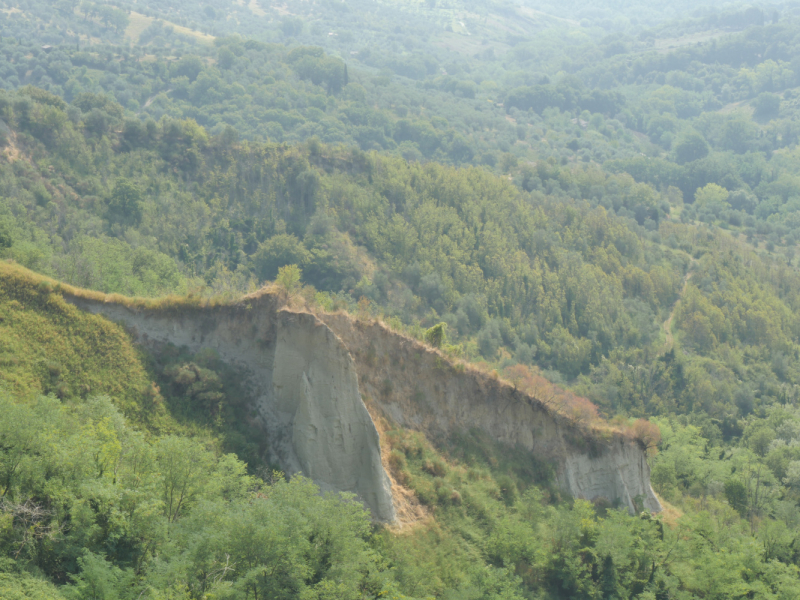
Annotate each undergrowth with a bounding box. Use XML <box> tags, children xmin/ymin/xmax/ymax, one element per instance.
<box><xmin>146</xmin><ymin>344</ymin><xmax>271</xmax><ymax>472</ymax></box>
<box><xmin>0</xmin><ymin>260</ymin><xmax>269</xmax><ymax>468</ymax></box>
<box><xmin>378</xmin><ymin>428</ymin><xmax>569</xmax><ymax>597</ymax></box>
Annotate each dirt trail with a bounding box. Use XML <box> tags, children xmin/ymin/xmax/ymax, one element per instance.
<box><xmin>660</xmin><ymin>259</ymin><xmax>696</xmax><ymax>354</ymax></box>
<box><xmin>140</xmin><ymin>89</ymin><xmax>171</xmax><ymax>112</ymax></box>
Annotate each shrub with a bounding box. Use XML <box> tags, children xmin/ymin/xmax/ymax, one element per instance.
<box><xmin>424</xmin><ymin>322</ymin><xmax>447</xmax><ymax>348</ymax></box>
<box><xmin>423</xmin><ymin>459</ymin><xmax>447</xmax><ymax>478</ymax></box>
<box><xmin>496</xmin><ymin>474</ymin><xmax>519</xmax><ymax>506</ymax></box>
<box><xmin>724</xmin><ymin>479</ymin><xmax>747</xmax><ymax>516</ymax></box>
<box><xmin>276</xmin><ymin>264</ymin><xmax>302</xmax><ymax>293</ymax></box>
<box><xmin>630</xmin><ymin>419</ymin><xmax>662</xmax><ymax>450</ymax></box>
<box><xmin>502</xmin><ymin>363</ymin><xmax>600</xmax><ymax>426</ymax></box>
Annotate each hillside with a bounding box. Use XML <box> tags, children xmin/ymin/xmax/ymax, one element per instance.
<box><xmin>4</xmin><ymin>260</ymin><xmax>800</xmax><ymax>598</ymax></box>
<box><xmin>3</xmin><ymin>75</ymin><xmax>800</xmax><ymax>597</ymax></box>
<box><xmin>4</xmin><ymin>0</ymin><xmax>800</xmax><ymax>597</ymax></box>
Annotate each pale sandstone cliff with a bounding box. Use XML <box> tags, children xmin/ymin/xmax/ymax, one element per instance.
<box><xmin>64</xmin><ymin>289</ymin><xmax>660</xmax><ymax>521</ymax></box>
<box><xmin>319</xmin><ymin>314</ymin><xmax>661</xmax><ymax>515</ymax></box>
<box><xmin>64</xmin><ymin>292</ymin><xmax>395</xmax><ymax>522</ymax></box>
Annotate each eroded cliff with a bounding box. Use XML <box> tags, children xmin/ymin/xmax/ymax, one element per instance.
<box><xmin>320</xmin><ymin>314</ymin><xmax>661</xmax><ymax>515</ymax></box>
<box><xmin>64</xmin><ymin>288</ymin><xmax>660</xmax><ymax>521</ymax></box>
<box><xmin>64</xmin><ymin>292</ymin><xmax>395</xmax><ymax>522</ymax></box>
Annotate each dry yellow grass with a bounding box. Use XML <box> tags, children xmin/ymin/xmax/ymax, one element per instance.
<box><xmin>0</xmin><ymin>260</ymin><xmax>232</xmax><ymax>312</ymax></box>
<box><xmin>248</xmin><ymin>0</ymin><xmax>268</xmax><ymax>17</ymax></box>
<box><xmin>124</xmin><ymin>11</ymin><xmax>154</xmax><ymax>42</ymax></box>
<box><xmin>124</xmin><ymin>11</ymin><xmax>215</xmax><ymax>44</ymax></box>
<box><xmin>365</xmin><ymin>406</ymin><xmax>432</xmax><ymax>531</ymax></box>
<box><xmin>656</xmin><ymin>494</ymin><xmax>684</xmax><ymax>528</ymax></box>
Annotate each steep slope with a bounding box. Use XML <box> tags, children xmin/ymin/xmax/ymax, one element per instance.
<box><xmin>5</xmin><ymin>261</ymin><xmax>661</xmax><ymax>520</ymax></box>
<box><xmin>0</xmin><ymin>261</ymin><xmax>166</xmax><ymax>425</ymax></box>
<box><xmin>322</xmin><ymin>314</ymin><xmax>661</xmax><ymax>514</ymax></box>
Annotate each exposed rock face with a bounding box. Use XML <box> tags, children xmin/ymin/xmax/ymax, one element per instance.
<box><xmin>319</xmin><ymin>314</ymin><xmax>662</xmax><ymax>514</ymax></box>
<box><xmin>65</xmin><ymin>290</ymin><xmax>660</xmax><ymax>521</ymax></box>
<box><xmin>275</xmin><ymin>313</ymin><xmax>395</xmax><ymax>521</ymax></box>
<box><xmin>64</xmin><ymin>294</ymin><xmax>396</xmax><ymax>522</ymax></box>
<box><xmin>562</xmin><ymin>441</ymin><xmax>661</xmax><ymax>513</ymax></box>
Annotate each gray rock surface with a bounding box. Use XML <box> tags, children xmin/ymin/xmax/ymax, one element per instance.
<box><xmin>275</xmin><ymin>313</ymin><xmax>395</xmax><ymax>521</ymax></box>
<box><xmin>65</xmin><ymin>289</ymin><xmax>660</xmax><ymax>521</ymax></box>
<box><xmin>562</xmin><ymin>440</ymin><xmax>661</xmax><ymax>513</ymax></box>
<box><xmin>320</xmin><ymin>314</ymin><xmax>662</xmax><ymax>514</ymax></box>
<box><xmin>63</xmin><ymin>294</ymin><xmax>395</xmax><ymax>522</ymax></box>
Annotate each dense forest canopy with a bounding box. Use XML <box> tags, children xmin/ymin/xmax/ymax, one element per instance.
<box><xmin>4</xmin><ymin>0</ymin><xmax>800</xmax><ymax>598</ymax></box>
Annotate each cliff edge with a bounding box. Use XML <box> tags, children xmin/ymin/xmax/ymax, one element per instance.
<box><xmin>62</xmin><ymin>286</ymin><xmax>660</xmax><ymax>521</ymax></box>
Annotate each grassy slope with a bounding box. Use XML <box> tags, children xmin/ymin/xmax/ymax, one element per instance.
<box><xmin>0</xmin><ymin>260</ymin><xmax>244</xmax><ymax>439</ymax></box>
<box><xmin>0</xmin><ymin>261</ymin><xmax>157</xmax><ymax>416</ymax></box>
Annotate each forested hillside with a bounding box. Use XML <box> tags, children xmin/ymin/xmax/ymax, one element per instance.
<box><xmin>4</xmin><ymin>0</ymin><xmax>800</xmax><ymax>598</ymax></box>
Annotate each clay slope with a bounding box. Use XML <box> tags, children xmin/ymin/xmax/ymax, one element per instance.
<box><xmin>55</xmin><ymin>282</ymin><xmax>660</xmax><ymax>520</ymax></box>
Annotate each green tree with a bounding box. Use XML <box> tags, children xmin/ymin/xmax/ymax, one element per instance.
<box><xmin>673</xmin><ymin>130</ymin><xmax>709</xmax><ymax>164</ymax></box>
<box><xmin>752</xmin><ymin>92</ymin><xmax>781</xmax><ymax>120</ymax></box>
<box><xmin>217</xmin><ymin>47</ymin><xmax>235</xmax><ymax>70</ymax></box>
<box><xmin>155</xmin><ymin>436</ymin><xmax>214</xmax><ymax>523</ymax></box>
<box><xmin>0</xmin><ymin>218</ymin><xmax>12</xmax><ymax>250</ymax></box>
<box><xmin>693</xmin><ymin>183</ymin><xmax>730</xmax><ymax>214</ymax></box>
<box><xmin>276</xmin><ymin>264</ymin><xmax>302</xmax><ymax>293</ymax></box>
<box><xmin>599</xmin><ymin>554</ymin><xmax>623</xmax><ymax>600</ymax></box>
<box><xmin>253</xmin><ymin>234</ymin><xmax>310</xmax><ymax>281</ymax></box>
<box><xmin>68</xmin><ymin>551</ymin><xmax>124</xmax><ymax>600</ymax></box>
<box><xmin>107</xmin><ymin>178</ymin><xmax>144</xmax><ymax>227</ymax></box>
<box><xmin>170</xmin><ymin>56</ymin><xmax>203</xmax><ymax>82</ymax></box>
<box><xmin>724</xmin><ymin>479</ymin><xmax>747</xmax><ymax>516</ymax></box>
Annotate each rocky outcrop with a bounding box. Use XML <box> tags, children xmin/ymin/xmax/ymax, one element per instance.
<box><xmin>64</xmin><ymin>289</ymin><xmax>660</xmax><ymax>521</ymax></box>
<box><xmin>319</xmin><ymin>314</ymin><xmax>662</xmax><ymax>514</ymax></box>
<box><xmin>274</xmin><ymin>312</ymin><xmax>394</xmax><ymax>521</ymax></box>
<box><xmin>563</xmin><ymin>442</ymin><xmax>659</xmax><ymax>513</ymax></box>
<box><xmin>64</xmin><ymin>293</ymin><xmax>396</xmax><ymax>522</ymax></box>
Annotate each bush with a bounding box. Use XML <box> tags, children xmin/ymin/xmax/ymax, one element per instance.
<box><xmin>253</xmin><ymin>234</ymin><xmax>310</xmax><ymax>282</ymax></box>
<box><xmin>630</xmin><ymin>419</ymin><xmax>662</xmax><ymax>451</ymax></box>
<box><xmin>276</xmin><ymin>264</ymin><xmax>302</xmax><ymax>293</ymax></box>
<box><xmin>424</xmin><ymin>322</ymin><xmax>447</xmax><ymax>348</ymax></box>
<box><xmin>423</xmin><ymin>459</ymin><xmax>447</xmax><ymax>478</ymax></box>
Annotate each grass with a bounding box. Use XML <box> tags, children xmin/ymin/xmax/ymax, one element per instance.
<box><xmin>376</xmin><ymin>425</ymin><xmax>569</xmax><ymax>596</ymax></box>
<box><xmin>124</xmin><ymin>11</ymin><xmax>154</xmax><ymax>42</ymax></box>
<box><xmin>0</xmin><ymin>260</ymin><xmax>272</xmax><ymax>465</ymax></box>
<box><xmin>0</xmin><ymin>260</ymin><xmax>166</xmax><ymax>428</ymax></box>
<box><xmin>124</xmin><ymin>11</ymin><xmax>215</xmax><ymax>44</ymax></box>
<box><xmin>0</xmin><ymin>260</ymin><xmax>243</xmax><ymax>312</ymax></box>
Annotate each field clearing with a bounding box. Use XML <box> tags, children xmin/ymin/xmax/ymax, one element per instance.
<box><xmin>654</xmin><ymin>29</ymin><xmax>725</xmax><ymax>53</ymax></box>
<box><xmin>516</xmin><ymin>5</ymin><xmax>580</xmax><ymax>27</ymax></box>
<box><xmin>717</xmin><ymin>99</ymin><xmax>754</xmax><ymax>116</ymax></box>
<box><xmin>124</xmin><ymin>11</ymin><xmax>215</xmax><ymax>44</ymax></box>
<box><xmin>434</xmin><ymin>32</ymin><xmax>499</xmax><ymax>56</ymax></box>
<box><xmin>248</xmin><ymin>0</ymin><xmax>268</xmax><ymax>17</ymax></box>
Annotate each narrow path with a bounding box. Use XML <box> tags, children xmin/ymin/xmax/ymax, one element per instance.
<box><xmin>660</xmin><ymin>259</ymin><xmax>696</xmax><ymax>355</ymax></box>
<box><xmin>140</xmin><ymin>89</ymin><xmax>172</xmax><ymax>112</ymax></box>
